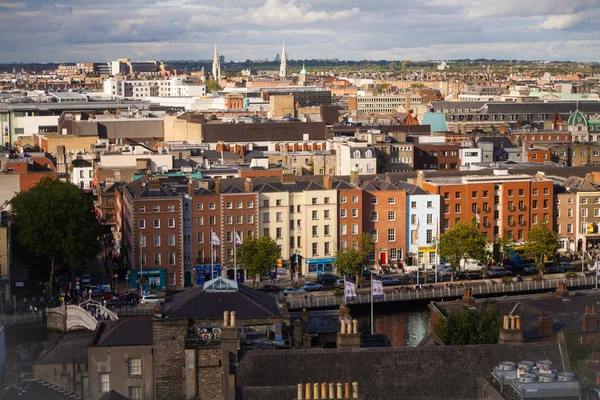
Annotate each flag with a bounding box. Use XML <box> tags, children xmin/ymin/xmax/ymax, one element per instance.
<box><xmin>211</xmin><ymin>232</ymin><xmax>220</xmax><ymax>248</ymax></box>
<box><xmin>372</xmin><ymin>279</ymin><xmax>384</xmax><ymax>300</ymax></box>
<box><xmin>415</xmin><ymin>218</ymin><xmax>420</xmax><ymax>242</ymax></box>
<box><xmin>234</xmin><ymin>231</ymin><xmax>243</xmax><ymax>247</ymax></box>
<box><xmin>345</xmin><ymin>281</ymin><xmax>357</xmax><ymax>303</ymax></box>
<box><xmin>434</xmin><ymin>218</ymin><xmax>439</xmax><ymax>241</ymax></box>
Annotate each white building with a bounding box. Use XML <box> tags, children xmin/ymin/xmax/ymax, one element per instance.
<box><xmin>71</xmin><ymin>158</ymin><xmax>94</xmax><ymax>190</ymax></box>
<box><xmin>406</xmin><ymin>191</ymin><xmax>441</xmax><ymax>268</ymax></box>
<box><xmin>337</xmin><ymin>143</ymin><xmax>377</xmax><ymax>175</ymax></box>
<box><xmin>103</xmin><ymin>77</ymin><xmax>207</xmax><ymax>99</ymax></box>
<box><xmin>459</xmin><ymin>148</ymin><xmax>483</xmax><ymax>170</ymax></box>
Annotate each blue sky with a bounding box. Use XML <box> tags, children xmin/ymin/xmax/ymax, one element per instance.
<box><xmin>1</xmin><ymin>0</ymin><xmax>599</xmax><ymax>62</ymax></box>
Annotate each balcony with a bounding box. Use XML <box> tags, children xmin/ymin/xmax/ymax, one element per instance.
<box><xmin>482</xmin><ymin>208</ymin><xmax>490</xmax><ymax>213</ymax></box>
<box><xmin>508</xmin><ymin>206</ymin><xmax>516</xmax><ymax>212</ymax></box>
<box><xmin>508</xmin><ymin>221</ymin><xmax>516</xmax><ymax>227</ymax></box>
<box><xmin>482</xmin><ymin>222</ymin><xmax>491</xmax><ymax>228</ymax></box>
<box><xmin>519</xmin><ymin>205</ymin><xmax>527</xmax><ymax>211</ymax></box>
<box><xmin>472</xmin><ymin>208</ymin><xmax>480</xmax><ymax>214</ymax></box>
<box><xmin>518</xmin><ymin>221</ymin><xmax>527</xmax><ymax>226</ymax></box>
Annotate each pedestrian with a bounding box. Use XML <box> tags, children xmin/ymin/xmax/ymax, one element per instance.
<box><xmin>277</xmin><ymin>274</ymin><xmax>281</xmax><ymax>284</ymax></box>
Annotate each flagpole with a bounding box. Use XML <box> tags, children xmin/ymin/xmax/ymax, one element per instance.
<box><xmin>435</xmin><ymin>217</ymin><xmax>439</xmax><ymax>284</ymax></box>
<box><xmin>343</xmin><ymin>274</ymin><xmax>347</xmax><ymax>305</ymax></box>
<box><xmin>210</xmin><ymin>229</ymin><xmax>214</xmax><ymax>280</ymax></box>
<box><xmin>234</xmin><ymin>227</ymin><xmax>237</xmax><ymax>283</ymax></box>
<box><xmin>370</xmin><ymin>272</ymin><xmax>374</xmax><ymax>335</ymax></box>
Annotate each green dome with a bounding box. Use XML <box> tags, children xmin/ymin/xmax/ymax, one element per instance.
<box><xmin>300</xmin><ymin>63</ymin><xmax>307</xmax><ymax>75</ymax></box>
<box><xmin>568</xmin><ymin>109</ymin><xmax>588</xmax><ymax>127</ymax></box>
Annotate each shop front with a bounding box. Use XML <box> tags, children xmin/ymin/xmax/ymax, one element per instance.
<box><xmin>128</xmin><ymin>268</ymin><xmax>167</xmax><ymax>291</ymax></box>
<box><xmin>225</xmin><ymin>268</ymin><xmax>245</xmax><ymax>284</ymax></box>
<box><xmin>195</xmin><ymin>265</ymin><xmax>222</xmax><ymax>285</ymax></box>
<box><xmin>304</xmin><ymin>257</ymin><xmax>336</xmax><ymax>276</ymax></box>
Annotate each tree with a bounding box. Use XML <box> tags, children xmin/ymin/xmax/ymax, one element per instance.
<box><xmin>205</xmin><ymin>79</ymin><xmax>221</xmax><ymax>92</ymax></box>
<box><xmin>236</xmin><ymin>235</ymin><xmax>280</xmax><ymax>287</ymax></box>
<box><xmin>493</xmin><ymin>234</ymin><xmax>514</xmax><ymax>265</ymax></box>
<box><xmin>10</xmin><ymin>177</ymin><xmax>102</xmax><ymax>294</ymax></box>
<box><xmin>438</xmin><ymin>218</ymin><xmax>489</xmax><ymax>280</ymax></box>
<box><xmin>334</xmin><ymin>233</ymin><xmax>374</xmax><ymax>276</ymax></box>
<box><xmin>434</xmin><ymin>304</ymin><xmax>502</xmax><ymax>345</ymax></box>
<box><xmin>524</xmin><ymin>224</ymin><xmax>558</xmax><ymax>276</ymax></box>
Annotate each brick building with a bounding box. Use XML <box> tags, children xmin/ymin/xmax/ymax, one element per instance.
<box><xmin>413</xmin><ymin>143</ymin><xmax>460</xmax><ymax>171</ymax></box>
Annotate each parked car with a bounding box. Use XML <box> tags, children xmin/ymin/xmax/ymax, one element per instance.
<box><xmin>466</xmin><ymin>271</ymin><xmax>484</xmax><ymax>280</ymax></box>
<box><xmin>122</xmin><ymin>293</ymin><xmax>140</xmax><ymax>305</ymax></box>
<box><xmin>102</xmin><ymin>291</ymin><xmax>115</xmax><ymax>300</ymax></box>
<box><xmin>317</xmin><ymin>274</ymin><xmax>341</xmax><ymax>284</ymax></box>
<box><xmin>258</xmin><ymin>284</ymin><xmax>283</xmax><ymax>293</ymax></box>
<box><xmin>487</xmin><ymin>268</ymin><xmax>512</xmax><ymax>278</ymax></box>
<box><xmin>379</xmin><ymin>276</ymin><xmax>401</xmax><ymax>286</ymax></box>
<box><xmin>140</xmin><ymin>294</ymin><xmax>161</xmax><ymax>305</ymax></box>
<box><xmin>522</xmin><ymin>265</ymin><xmax>538</xmax><ymax>275</ymax></box>
<box><xmin>81</xmin><ymin>274</ymin><xmax>92</xmax><ymax>285</ymax></box>
<box><xmin>558</xmin><ymin>262</ymin><xmax>575</xmax><ymax>272</ymax></box>
<box><xmin>453</xmin><ymin>271</ymin><xmax>468</xmax><ymax>281</ymax></box>
<box><xmin>283</xmin><ymin>287</ymin><xmax>306</xmax><ymax>296</ymax></box>
<box><xmin>302</xmin><ymin>282</ymin><xmax>324</xmax><ymax>292</ymax></box>
<box><xmin>545</xmin><ymin>265</ymin><xmax>562</xmax><ymax>274</ymax></box>
<box><xmin>106</xmin><ymin>297</ymin><xmax>125</xmax><ymax>308</ymax></box>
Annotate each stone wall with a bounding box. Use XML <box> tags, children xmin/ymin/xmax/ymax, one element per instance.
<box><xmin>46</xmin><ymin>305</ymin><xmax>67</xmax><ymax>332</ymax></box>
<box><xmin>197</xmin><ymin>348</ymin><xmax>223</xmax><ymax>400</ymax></box>
<box><xmin>153</xmin><ymin>319</ymin><xmax>187</xmax><ymax>400</ymax></box>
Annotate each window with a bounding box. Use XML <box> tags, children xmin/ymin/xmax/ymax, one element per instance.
<box><xmin>543</xmin><ymin>199</ymin><xmax>549</xmax><ymax>209</ymax></box>
<box><xmin>582</xmin><ymin>198</ymin><xmax>589</xmax><ymax>204</ymax></box>
<box><xmin>388</xmin><ymin>228</ymin><xmax>396</xmax><ymax>242</ymax></box>
<box><xmin>352</xmin><ymin>196</ymin><xmax>358</xmax><ymax>203</ymax></box>
<box><xmin>352</xmin><ymin>209</ymin><xmax>358</xmax><ymax>218</ymax></box>
<box><xmin>370</xmin><ymin>229</ymin><xmax>378</xmax><ymax>242</ymax></box>
<box><xmin>351</xmin><ymin>224</ymin><xmax>359</xmax><ymax>235</ymax></box>
<box><xmin>276</xmin><ymin>199</ymin><xmax>282</xmax><ymax>206</ymax></box>
<box><xmin>426</xmin><ymin>229</ymin><xmax>433</xmax><ymax>244</ymax></box>
<box><xmin>168</xmin><ymin>252</ymin><xmax>175</xmax><ymax>265</ymax></box>
<box><xmin>532</xmin><ymin>189</ymin><xmax>538</xmax><ymax>196</ymax></box>
<box><xmin>312</xmin><ymin>210</ymin><xmax>318</xmax><ymax>220</ymax></box>
<box><xmin>236</xmin><ymin>215</ymin><xmax>243</xmax><ymax>224</ymax></box>
<box><xmin>276</xmin><ymin>228</ymin><xmax>282</xmax><ymax>239</ymax></box>
<box><xmin>582</xmin><ymin>208</ymin><xmax>588</xmax><ymax>217</ymax></box>
<box><xmin>312</xmin><ymin>243</ymin><xmax>318</xmax><ymax>256</ymax></box>
<box><xmin>455</xmin><ymin>192</ymin><xmax>461</xmax><ymax>199</ymax></box>
<box><xmin>225</xmin><ymin>215</ymin><xmax>232</xmax><ymax>225</ymax></box>
<box><xmin>324</xmin><ymin>197</ymin><xmax>330</xmax><ymax>204</ymax></box>
<box><xmin>129</xmin><ymin>386</ymin><xmax>142</xmax><ymax>400</ymax></box>
<box><xmin>411</xmin><ymin>201</ymin><xmax>417</xmax><ymax>209</ymax></box>
<box><xmin>532</xmin><ymin>214</ymin><xmax>538</xmax><ymax>224</ymax></box>
<box><xmin>247</xmin><ymin>214</ymin><xmax>254</xmax><ymax>224</ymax></box>
<box><xmin>153</xmin><ymin>219</ymin><xmax>160</xmax><ymax>228</ymax></box>
<box><xmin>209</xmin><ymin>216</ymin><xmax>216</xmax><ymax>226</ymax></box>
<box><xmin>390</xmin><ymin>248</ymin><xmax>398</xmax><ymax>260</ymax></box>
<box><xmin>246</xmin><ymin>201</ymin><xmax>253</xmax><ymax>209</ymax></box>
<box><xmin>197</xmin><ymin>232</ymin><xmax>204</xmax><ymax>243</ymax></box>
<box><xmin>196</xmin><ymin>203</ymin><xmax>204</xmax><ymax>211</ymax></box>
<box><xmin>226</xmin><ymin>202</ymin><xmax>232</xmax><ymax>209</ymax></box>
<box><xmin>196</xmin><ymin>216</ymin><xmax>204</xmax><ymax>226</ymax></box>
<box><xmin>371</xmin><ymin>197</ymin><xmax>378</xmax><ymax>205</ymax></box>
<box><xmin>297</xmin><ymin>205</ymin><xmax>301</xmax><ymax>212</ymax></box>
<box><xmin>427</xmin><ymin>214</ymin><xmax>433</xmax><ymax>224</ymax></box>
<box><xmin>99</xmin><ymin>374</ymin><xmax>110</xmax><ymax>393</ymax></box>
<box><xmin>472</xmin><ymin>191</ymin><xmax>478</xmax><ymax>199</ymax></box>
<box><xmin>341</xmin><ymin>196</ymin><xmax>347</xmax><ymax>203</ymax></box>
<box><xmin>370</xmin><ymin>211</ymin><xmax>378</xmax><ymax>222</ymax></box>
<box><xmin>388</xmin><ymin>211</ymin><xmax>396</xmax><ymax>221</ymax></box>
<box><xmin>410</xmin><ymin>230</ymin><xmax>417</xmax><ymax>244</ymax></box>
<box><xmin>139</xmin><ymin>220</ymin><xmax>146</xmax><ymax>229</ymax></box>
<box><xmin>312</xmin><ymin>226</ymin><xmax>318</xmax><ymax>237</ymax></box>
<box><xmin>312</xmin><ymin>197</ymin><xmax>317</xmax><ymax>205</ymax></box>
<box><xmin>209</xmin><ymin>202</ymin><xmax>216</xmax><ymax>210</ymax></box>
<box><xmin>568</xmin><ymin>198</ymin><xmax>573</xmax><ymax>204</ymax></box>
<box><xmin>263</xmin><ymin>200</ymin><xmax>269</xmax><ymax>207</ymax></box>
<box><xmin>340</xmin><ymin>209</ymin><xmax>347</xmax><ymax>218</ymax></box>
<box><xmin>544</xmin><ymin>188</ymin><xmax>549</xmax><ymax>195</ymax></box>
<box><xmin>262</xmin><ymin>213</ymin><xmax>269</xmax><ymax>223</ymax></box>
<box><xmin>568</xmin><ymin>208</ymin><xmax>573</xmax><ymax>218</ymax></box>
<box><xmin>455</xmin><ymin>204</ymin><xmax>461</xmax><ymax>213</ymax></box>
<box><xmin>341</xmin><ymin>224</ymin><xmax>347</xmax><ymax>235</ymax></box>
<box><xmin>567</xmin><ymin>224</ymin><xmax>573</xmax><ymax>234</ymax></box>
<box><xmin>388</xmin><ymin>197</ymin><xmax>395</xmax><ymax>204</ymax></box>
<box><xmin>276</xmin><ymin>212</ymin><xmax>283</xmax><ymax>222</ymax></box>
<box><xmin>508</xmin><ymin>189</ymin><xmax>514</xmax><ymax>197</ymax></box>
<box><xmin>153</xmin><ymin>205</ymin><xmax>160</xmax><ymax>212</ymax></box>
<box><xmin>138</xmin><ymin>206</ymin><xmax>145</xmax><ymax>213</ymax></box>
<box><xmin>236</xmin><ymin>201</ymin><xmax>243</xmax><ymax>209</ymax></box>
<box><xmin>168</xmin><ymin>234</ymin><xmax>175</xmax><ymax>246</ymax></box>
<box><xmin>483</xmin><ymin>190</ymin><xmax>489</xmax><ymax>198</ymax></box>
<box><xmin>168</xmin><ymin>218</ymin><xmax>175</xmax><ymax>228</ymax></box>
<box><xmin>532</xmin><ymin>200</ymin><xmax>538</xmax><ymax>210</ymax></box>
<box><xmin>427</xmin><ymin>201</ymin><xmax>433</xmax><ymax>208</ymax></box>
<box><xmin>153</xmin><ymin>235</ymin><xmax>160</xmax><ymax>247</ymax></box>
<box><xmin>324</xmin><ymin>242</ymin><xmax>331</xmax><ymax>255</ymax></box>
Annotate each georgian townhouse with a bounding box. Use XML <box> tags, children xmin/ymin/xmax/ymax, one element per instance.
<box><xmin>404</xmin><ymin>184</ymin><xmax>441</xmax><ymax>268</ymax></box>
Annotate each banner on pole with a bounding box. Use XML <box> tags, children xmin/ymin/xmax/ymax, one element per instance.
<box><xmin>345</xmin><ymin>281</ymin><xmax>357</xmax><ymax>303</ymax></box>
<box><xmin>372</xmin><ymin>279</ymin><xmax>384</xmax><ymax>300</ymax></box>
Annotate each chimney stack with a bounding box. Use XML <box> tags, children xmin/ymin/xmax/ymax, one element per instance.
<box><xmin>498</xmin><ymin>314</ymin><xmax>523</xmax><ymax>344</ymax></box>
<box><xmin>583</xmin><ymin>306</ymin><xmax>598</xmax><ymax>333</ymax></box>
<box><xmin>148</xmin><ymin>176</ymin><xmax>161</xmax><ymax>191</ymax></box>
<box><xmin>349</xmin><ymin>168</ymin><xmax>360</xmax><ymax>187</ymax></box>
<box><xmin>215</xmin><ymin>178</ymin><xmax>222</xmax><ymax>195</ymax></box>
<box><xmin>323</xmin><ymin>174</ymin><xmax>332</xmax><ymax>190</ymax></box>
<box><xmin>555</xmin><ymin>281</ymin><xmax>569</xmax><ymax>299</ymax></box>
<box><xmin>245</xmin><ymin>178</ymin><xmax>253</xmax><ymax>193</ymax></box>
<box><xmin>296</xmin><ymin>382</ymin><xmax>358</xmax><ymax>400</ymax></box>
<box><xmin>221</xmin><ymin>310</ymin><xmax>239</xmax><ymax>400</ymax></box>
<box><xmin>461</xmin><ymin>288</ymin><xmax>476</xmax><ymax>308</ymax></box>
<box><xmin>336</xmin><ymin>319</ymin><xmax>361</xmax><ymax>349</ymax></box>
<box><xmin>187</xmin><ymin>179</ymin><xmax>195</xmax><ymax>196</ymax></box>
<box><xmin>538</xmin><ymin>312</ymin><xmax>554</xmax><ymax>337</ymax></box>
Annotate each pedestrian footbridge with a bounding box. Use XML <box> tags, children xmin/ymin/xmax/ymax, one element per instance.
<box><xmin>46</xmin><ymin>300</ymin><xmax>118</xmax><ymax>332</ymax></box>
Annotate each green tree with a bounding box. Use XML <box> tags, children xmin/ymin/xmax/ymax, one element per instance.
<box><xmin>205</xmin><ymin>79</ymin><xmax>221</xmax><ymax>92</ymax></box>
<box><xmin>524</xmin><ymin>224</ymin><xmax>558</xmax><ymax>276</ymax></box>
<box><xmin>10</xmin><ymin>177</ymin><xmax>102</xmax><ymax>294</ymax></box>
<box><xmin>438</xmin><ymin>218</ymin><xmax>489</xmax><ymax>280</ymax></box>
<box><xmin>334</xmin><ymin>233</ymin><xmax>374</xmax><ymax>276</ymax></box>
<box><xmin>434</xmin><ymin>304</ymin><xmax>502</xmax><ymax>345</ymax></box>
<box><xmin>236</xmin><ymin>235</ymin><xmax>281</xmax><ymax>287</ymax></box>
<box><xmin>493</xmin><ymin>234</ymin><xmax>514</xmax><ymax>265</ymax></box>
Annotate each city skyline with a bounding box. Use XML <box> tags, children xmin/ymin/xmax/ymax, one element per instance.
<box><xmin>1</xmin><ymin>0</ymin><xmax>600</xmax><ymax>63</ymax></box>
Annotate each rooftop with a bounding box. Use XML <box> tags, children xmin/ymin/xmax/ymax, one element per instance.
<box><xmin>34</xmin><ymin>331</ymin><xmax>94</xmax><ymax>365</ymax></box>
<box><xmin>90</xmin><ymin>319</ymin><xmax>153</xmax><ymax>347</ymax></box>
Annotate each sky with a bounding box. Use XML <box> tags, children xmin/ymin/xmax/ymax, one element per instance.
<box><xmin>1</xmin><ymin>0</ymin><xmax>600</xmax><ymax>63</ymax></box>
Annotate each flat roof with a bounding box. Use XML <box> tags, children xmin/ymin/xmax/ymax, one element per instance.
<box><xmin>0</xmin><ymin>101</ymin><xmax>150</xmax><ymax>111</ymax></box>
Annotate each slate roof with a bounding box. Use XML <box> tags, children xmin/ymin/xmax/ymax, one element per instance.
<box><xmin>203</xmin><ymin>150</ymin><xmax>241</xmax><ymax>161</ymax></box>
<box><xmin>476</xmin><ymin>136</ymin><xmax>516</xmax><ymax>149</ymax></box>
<box><xmin>34</xmin><ymin>332</ymin><xmax>94</xmax><ymax>365</ymax></box>
<box><xmin>432</xmin><ymin>290</ymin><xmax>600</xmax><ymax>339</ymax></box>
<box><xmin>253</xmin><ymin>180</ymin><xmax>327</xmax><ymax>193</ymax></box>
<box><xmin>348</xmin><ymin>147</ymin><xmax>376</xmax><ymax>159</ymax></box>
<box><xmin>422</xmin><ymin>112</ymin><xmax>448</xmax><ymax>132</ymax></box>
<box><xmin>562</xmin><ymin>176</ymin><xmax>599</xmax><ymax>193</ymax></box>
<box><xmin>90</xmin><ymin>319</ymin><xmax>153</xmax><ymax>347</ymax></box>
<box><xmin>237</xmin><ymin>342</ymin><xmax>567</xmax><ymax>400</ymax></box>
<box><xmin>161</xmin><ymin>280</ymin><xmax>288</xmax><ymax>320</ymax></box>
<box><xmin>71</xmin><ymin>159</ymin><xmax>92</xmax><ymax>168</ymax></box>
<box><xmin>98</xmin><ymin>390</ymin><xmax>129</xmax><ymax>400</ymax></box>
<box><xmin>0</xmin><ymin>381</ymin><xmax>78</xmax><ymax>400</ymax></box>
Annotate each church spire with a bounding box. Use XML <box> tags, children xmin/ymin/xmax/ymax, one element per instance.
<box><xmin>212</xmin><ymin>43</ymin><xmax>221</xmax><ymax>83</ymax></box>
<box><xmin>279</xmin><ymin>42</ymin><xmax>287</xmax><ymax>78</ymax></box>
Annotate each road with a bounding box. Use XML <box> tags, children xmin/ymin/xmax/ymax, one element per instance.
<box><xmin>85</xmin><ymin>255</ymin><xmax>108</xmax><ymax>286</ymax></box>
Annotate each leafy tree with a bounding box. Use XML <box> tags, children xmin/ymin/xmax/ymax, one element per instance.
<box><xmin>438</xmin><ymin>218</ymin><xmax>489</xmax><ymax>280</ymax></box>
<box><xmin>205</xmin><ymin>79</ymin><xmax>221</xmax><ymax>92</ymax></box>
<box><xmin>524</xmin><ymin>224</ymin><xmax>558</xmax><ymax>276</ymax></box>
<box><xmin>237</xmin><ymin>235</ymin><xmax>280</xmax><ymax>287</ymax></box>
<box><xmin>334</xmin><ymin>233</ymin><xmax>374</xmax><ymax>277</ymax></box>
<box><xmin>493</xmin><ymin>234</ymin><xmax>514</xmax><ymax>265</ymax></box>
<box><xmin>434</xmin><ymin>304</ymin><xmax>502</xmax><ymax>345</ymax></box>
<box><xmin>10</xmin><ymin>177</ymin><xmax>102</xmax><ymax>294</ymax></box>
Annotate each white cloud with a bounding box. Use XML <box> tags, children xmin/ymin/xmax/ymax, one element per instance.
<box><xmin>538</xmin><ymin>13</ymin><xmax>584</xmax><ymax>30</ymax></box>
<box><xmin>244</xmin><ymin>0</ymin><xmax>360</xmax><ymax>26</ymax></box>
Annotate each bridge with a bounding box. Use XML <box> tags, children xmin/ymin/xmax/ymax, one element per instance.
<box><xmin>46</xmin><ymin>300</ymin><xmax>118</xmax><ymax>332</ymax></box>
<box><xmin>285</xmin><ymin>274</ymin><xmax>599</xmax><ymax>310</ymax></box>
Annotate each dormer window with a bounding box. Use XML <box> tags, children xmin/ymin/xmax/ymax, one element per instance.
<box><xmin>353</xmin><ymin>150</ymin><xmax>361</xmax><ymax>158</ymax></box>
<box><xmin>365</xmin><ymin>150</ymin><xmax>372</xmax><ymax>158</ymax></box>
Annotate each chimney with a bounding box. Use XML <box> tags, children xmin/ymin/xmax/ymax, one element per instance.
<box><xmin>461</xmin><ymin>288</ymin><xmax>476</xmax><ymax>308</ymax></box>
<box><xmin>349</xmin><ymin>168</ymin><xmax>360</xmax><ymax>187</ymax></box>
<box><xmin>498</xmin><ymin>314</ymin><xmax>523</xmax><ymax>344</ymax></box>
<box><xmin>281</xmin><ymin>171</ymin><xmax>296</xmax><ymax>184</ymax></box>
<box><xmin>215</xmin><ymin>178</ymin><xmax>222</xmax><ymax>195</ymax></box>
<box><xmin>538</xmin><ymin>312</ymin><xmax>554</xmax><ymax>337</ymax></box>
<box><xmin>336</xmin><ymin>319</ymin><xmax>362</xmax><ymax>349</ymax></box>
<box><xmin>297</xmin><ymin>382</ymin><xmax>357</xmax><ymax>400</ymax></box>
<box><xmin>245</xmin><ymin>178</ymin><xmax>254</xmax><ymax>193</ymax></box>
<box><xmin>323</xmin><ymin>174</ymin><xmax>332</xmax><ymax>190</ymax></box>
<box><xmin>416</xmin><ymin>170</ymin><xmax>425</xmax><ymax>187</ymax></box>
<box><xmin>585</xmin><ymin>172</ymin><xmax>596</xmax><ymax>184</ymax></box>
<box><xmin>583</xmin><ymin>306</ymin><xmax>598</xmax><ymax>333</ymax></box>
<box><xmin>499</xmin><ymin>125</ymin><xmax>507</xmax><ymax>134</ymax></box>
<box><xmin>187</xmin><ymin>179</ymin><xmax>195</xmax><ymax>196</ymax></box>
<box><xmin>555</xmin><ymin>281</ymin><xmax>569</xmax><ymax>299</ymax></box>
<box><xmin>221</xmin><ymin>310</ymin><xmax>239</xmax><ymax>400</ymax></box>
<box><xmin>293</xmin><ymin>320</ymin><xmax>303</xmax><ymax>348</ymax></box>
<box><xmin>148</xmin><ymin>176</ymin><xmax>160</xmax><ymax>191</ymax></box>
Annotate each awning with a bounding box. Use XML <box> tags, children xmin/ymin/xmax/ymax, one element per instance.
<box><xmin>305</xmin><ymin>258</ymin><xmax>336</xmax><ymax>265</ymax></box>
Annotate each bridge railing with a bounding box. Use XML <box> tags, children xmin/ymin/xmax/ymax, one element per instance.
<box><xmin>285</xmin><ymin>275</ymin><xmax>597</xmax><ymax>310</ymax></box>
<box><xmin>78</xmin><ymin>299</ymin><xmax>119</xmax><ymax>320</ymax></box>
<box><xmin>0</xmin><ymin>311</ymin><xmax>43</xmax><ymax>326</ymax></box>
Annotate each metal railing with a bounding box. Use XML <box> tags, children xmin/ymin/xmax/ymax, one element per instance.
<box><xmin>0</xmin><ymin>311</ymin><xmax>43</xmax><ymax>326</ymax></box>
<box><xmin>285</xmin><ymin>275</ymin><xmax>597</xmax><ymax>310</ymax></box>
